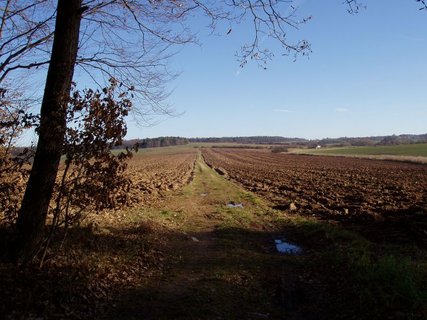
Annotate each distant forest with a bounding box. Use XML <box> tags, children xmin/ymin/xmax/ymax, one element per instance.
<box><xmin>315</xmin><ymin>134</ymin><xmax>427</xmax><ymax>147</ymax></box>
<box><xmin>116</xmin><ymin>137</ymin><xmax>189</xmax><ymax>149</ymax></box>
<box><xmin>116</xmin><ymin>134</ymin><xmax>427</xmax><ymax>149</ymax></box>
<box><xmin>189</xmin><ymin>136</ymin><xmax>306</xmax><ymax>144</ymax></box>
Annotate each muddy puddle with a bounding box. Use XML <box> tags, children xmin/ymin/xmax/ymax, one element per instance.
<box><xmin>275</xmin><ymin>239</ymin><xmax>301</xmax><ymax>254</ymax></box>
<box><xmin>227</xmin><ymin>202</ymin><xmax>244</xmax><ymax>208</ymax></box>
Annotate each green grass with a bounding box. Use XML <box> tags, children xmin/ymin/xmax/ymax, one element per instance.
<box><xmin>285</xmin><ymin>218</ymin><xmax>427</xmax><ymax>318</ymax></box>
<box><xmin>308</xmin><ymin>143</ymin><xmax>427</xmax><ymax>157</ymax></box>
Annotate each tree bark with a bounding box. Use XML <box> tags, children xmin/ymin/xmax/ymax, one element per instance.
<box><xmin>12</xmin><ymin>0</ymin><xmax>82</xmax><ymax>263</ymax></box>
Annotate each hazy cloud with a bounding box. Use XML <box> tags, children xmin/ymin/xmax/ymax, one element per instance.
<box><xmin>335</xmin><ymin>108</ymin><xmax>349</xmax><ymax>113</ymax></box>
<box><xmin>273</xmin><ymin>109</ymin><xmax>295</xmax><ymax>113</ymax></box>
<box><xmin>401</xmin><ymin>34</ymin><xmax>425</xmax><ymax>42</ymax></box>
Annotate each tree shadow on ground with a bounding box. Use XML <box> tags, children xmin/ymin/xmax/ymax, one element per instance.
<box><xmin>104</xmin><ymin>226</ymin><xmax>345</xmax><ymax>320</ymax></box>
<box><xmin>1</xmin><ymin>219</ymin><xmax>425</xmax><ymax>320</ymax></box>
<box><xmin>0</xmin><ymin>221</ymin><xmax>174</xmax><ymax>320</ymax></box>
<box><xmin>274</xmin><ymin>204</ymin><xmax>427</xmax><ymax>249</ymax></box>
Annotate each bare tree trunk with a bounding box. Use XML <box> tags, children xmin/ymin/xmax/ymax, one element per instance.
<box><xmin>12</xmin><ymin>0</ymin><xmax>82</xmax><ymax>263</ymax></box>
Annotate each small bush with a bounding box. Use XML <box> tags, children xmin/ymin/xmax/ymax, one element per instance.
<box><xmin>271</xmin><ymin>146</ymin><xmax>288</xmax><ymax>153</ymax></box>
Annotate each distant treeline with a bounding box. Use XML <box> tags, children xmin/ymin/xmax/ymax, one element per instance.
<box><xmin>115</xmin><ymin>136</ymin><xmax>189</xmax><ymax>149</ymax></box>
<box><xmin>114</xmin><ymin>134</ymin><xmax>427</xmax><ymax>150</ymax></box>
<box><xmin>189</xmin><ymin>134</ymin><xmax>427</xmax><ymax>147</ymax></box>
<box><xmin>189</xmin><ymin>136</ymin><xmax>306</xmax><ymax>144</ymax></box>
<box><xmin>316</xmin><ymin>134</ymin><xmax>427</xmax><ymax>147</ymax></box>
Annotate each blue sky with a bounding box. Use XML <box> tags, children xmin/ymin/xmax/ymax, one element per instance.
<box><xmin>124</xmin><ymin>0</ymin><xmax>427</xmax><ymax>140</ymax></box>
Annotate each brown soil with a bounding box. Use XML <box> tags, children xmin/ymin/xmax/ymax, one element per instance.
<box><xmin>202</xmin><ymin>148</ymin><xmax>427</xmax><ymax>246</ymax></box>
<box><xmin>2</xmin><ymin>149</ymin><xmax>426</xmax><ymax>319</ymax></box>
<box><xmin>126</xmin><ymin>149</ymin><xmax>197</xmax><ymax>206</ymax></box>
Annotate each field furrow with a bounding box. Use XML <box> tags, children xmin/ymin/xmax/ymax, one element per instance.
<box><xmin>202</xmin><ymin>148</ymin><xmax>427</xmax><ymax>234</ymax></box>
<box><xmin>126</xmin><ymin>149</ymin><xmax>197</xmax><ymax>206</ymax></box>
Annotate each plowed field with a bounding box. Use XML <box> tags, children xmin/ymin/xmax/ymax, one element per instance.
<box><xmin>202</xmin><ymin>148</ymin><xmax>427</xmax><ymax>243</ymax></box>
<box><xmin>126</xmin><ymin>149</ymin><xmax>197</xmax><ymax>205</ymax></box>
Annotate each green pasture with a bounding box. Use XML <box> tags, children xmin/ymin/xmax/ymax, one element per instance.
<box><xmin>308</xmin><ymin>143</ymin><xmax>427</xmax><ymax>157</ymax></box>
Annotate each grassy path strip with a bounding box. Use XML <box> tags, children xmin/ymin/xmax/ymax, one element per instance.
<box><xmin>107</xmin><ymin>154</ymin><xmax>302</xmax><ymax>319</ymax></box>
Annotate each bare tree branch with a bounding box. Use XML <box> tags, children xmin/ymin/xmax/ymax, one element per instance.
<box><xmin>343</xmin><ymin>0</ymin><xmax>365</xmax><ymax>14</ymax></box>
<box><xmin>0</xmin><ymin>0</ymin><xmax>55</xmax><ymax>87</ymax></box>
<box><xmin>0</xmin><ymin>60</ymin><xmax>50</xmax><ymax>83</ymax></box>
<box><xmin>417</xmin><ymin>0</ymin><xmax>427</xmax><ymax>10</ymax></box>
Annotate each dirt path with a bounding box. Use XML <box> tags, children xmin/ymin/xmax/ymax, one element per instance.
<box><xmin>106</xmin><ymin>155</ymin><xmax>312</xmax><ymax>320</ymax></box>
